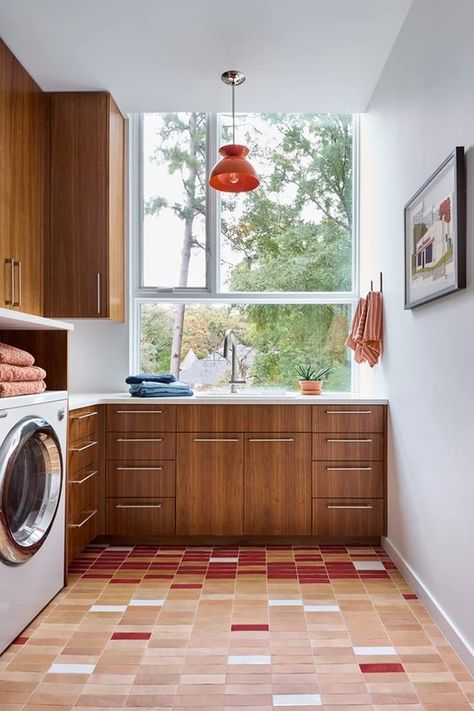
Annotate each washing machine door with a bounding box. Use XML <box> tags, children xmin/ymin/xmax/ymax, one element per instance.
<box><xmin>0</xmin><ymin>416</ymin><xmax>63</xmax><ymax>565</ymax></box>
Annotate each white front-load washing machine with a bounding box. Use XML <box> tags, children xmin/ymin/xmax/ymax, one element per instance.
<box><xmin>0</xmin><ymin>393</ymin><xmax>67</xmax><ymax>653</ymax></box>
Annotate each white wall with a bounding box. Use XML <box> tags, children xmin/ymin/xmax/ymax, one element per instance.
<box><xmin>360</xmin><ymin>0</ymin><xmax>474</xmax><ymax>670</ymax></box>
<box><xmin>68</xmin><ymin>319</ymin><xmax>130</xmax><ymax>392</ymax></box>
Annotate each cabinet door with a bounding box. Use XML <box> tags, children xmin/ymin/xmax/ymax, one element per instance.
<box><xmin>176</xmin><ymin>434</ymin><xmax>244</xmax><ymax>535</ymax></box>
<box><xmin>0</xmin><ymin>42</ymin><xmax>14</xmax><ymax>305</ymax></box>
<box><xmin>244</xmin><ymin>434</ymin><xmax>311</xmax><ymax>535</ymax></box>
<box><xmin>49</xmin><ymin>92</ymin><xmax>108</xmax><ymax>318</ymax></box>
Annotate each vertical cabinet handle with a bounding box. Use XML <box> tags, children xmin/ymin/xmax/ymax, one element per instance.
<box><xmin>97</xmin><ymin>273</ymin><xmax>101</xmax><ymax>315</ymax></box>
<box><xmin>5</xmin><ymin>258</ymin><xmax>14</xmax><ymax>305</ymax></box>
<box><xmin>13</xmin><ymin>260</ymin><xmax>22</xmax><ymax>307</ymax></box>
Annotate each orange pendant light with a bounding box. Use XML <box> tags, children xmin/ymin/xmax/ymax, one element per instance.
<box><xmin>209</xmin><ymin>70</ymin><xmax>260</xmax><ymax>193</ymax></box>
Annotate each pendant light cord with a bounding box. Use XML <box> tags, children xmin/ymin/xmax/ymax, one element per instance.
<box><xmin>232</xmin><ymin>81</ymin><xmax>235</xmax><ymax>145</ymax></box>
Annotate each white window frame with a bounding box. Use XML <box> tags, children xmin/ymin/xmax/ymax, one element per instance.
<box><xmin>129</xmin><ymin>112</ymin><xmax>360</xmax><ymax>386</ymax></box>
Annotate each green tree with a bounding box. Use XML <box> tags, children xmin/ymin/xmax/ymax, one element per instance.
<box><xmin>145</xmin><ymin>113</ymin><xmax>206</xmax><ymax>377</ymax></box>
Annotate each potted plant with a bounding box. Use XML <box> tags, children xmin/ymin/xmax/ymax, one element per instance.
<box><xmin>296</xmin><ymin>364</ymin><xmax>332</xmax><ymax>395</ymax></box>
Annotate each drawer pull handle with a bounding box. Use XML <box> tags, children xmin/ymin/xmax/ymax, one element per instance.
<box><xmin>71</xmin><ymin>470</ymin><xmax>97</xmax><ymax>484</ymax></box>
<box><xmin>324</xmin><ymin>409</ymin><xmax>372</xmax><ymax>415</ymax></box>
<box><xmin>115</xmin><ymin>504</ymin><xmax>162</xmax><ymax>509</ymax></box>
<box><xmin>326</xmin><ymin>466</ymin><xmax>373</xmax><ymax>472</ymax></box>
<box><xmin>116</xmin><ymin>466</ymin><xmax>163</xmax><ymax>471</ymax></box>
<box><xmin>116</xmin><ymin>438</ymin><xmax>163</xmax><ymax>442</ymax></box>
<box><xmin>326</xmin><ymin>438</ymin><xmax>372</xmax><ymax>443</ymax></box>
<box><xmin>327</xmin><ymin>504</ymin><xmax>373</xmax><ymax>510</ymax></box>
<box><xmin>71</xmin><ymin>411</ymin><xmax>98</xmax><ymax>420</ymax></box>
<box><xmin>70</xmin><ymin>440</ymin><xmax>98</xmax><ymax>452</ymax></box>
<box><xmin>69</xmin><ymin>509</ymin><xmax>97</xmax><ymax>528</ymax></box>
<box><xmin>116</xmin><ymin>410</ymin><xmax>164</xmax><ymax>414</ymax></box>
<box><xmin>193</xmin><ymin>438</ymin><xmax>240</xmax><ymax>442</ymax></box>
<box><xmin>248</xmin><ymin>438</ymin><xmax>295</xmax><ymax>443</ymax></box>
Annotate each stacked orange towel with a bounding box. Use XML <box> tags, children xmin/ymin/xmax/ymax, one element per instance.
<box><xmin>0</xmin><ymin>343</ymin><xmax>47</xmax><ymax>397</ymax></box>
<box><xmin>345</xmin><ymin>291</ymin><xmax>383</xmax><ymax>367</ymax></box>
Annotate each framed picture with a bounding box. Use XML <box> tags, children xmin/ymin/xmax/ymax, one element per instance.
<box><xmin>404</xmin><ymin>146</ymin><xmax>466</xmax><ymax>309</ymax></box>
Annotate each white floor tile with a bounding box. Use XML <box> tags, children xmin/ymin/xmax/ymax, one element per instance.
<box><xmin>268</xmin><ymin>599</ymin><xmax>303</xmax><ymax>606</ymax></box>
<box><xmin>210</xmin><ymin>557</ymin><xmax>238</xmax><ymax>562</ymax></box>
<box><xmin>128</xmin><ymin>599</ymin><xmax>165</xmax><ymax>606</ymax></box>
<box><xmin>273</xmin><ymin>693</ymin><xmax>322</xmax><ymax>706</ymax></box>
<box><xmin>228</xmin><ymin>655</ymin><xmax>271</xmax><ymax>665</ymax></box>
<box><xmin>304</xmin><ymin>604</ymin><xmax>340</xmax><ymax>612</ymax></box>
<box><xmin>89</xmin><ymin>605</ymin><xmax>127</xmax><ymax>612</ymax></box>
<box><xmin>353</xmin><ymin>646</ymin><xmax>396</xmax><ymax>655</ymax></box>
<box><xmin>49</xmin><ymin>663</ymin><xmax>96</xmax><ymax>674</ymax></box>
<box><xmin>353</xmin><ymin>560</ymin><xmax>385</xmax><ymax>570</ymax></box>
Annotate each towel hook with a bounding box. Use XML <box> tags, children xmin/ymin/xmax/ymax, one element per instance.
<box><xmin>370</xmin><ymin>272</ymin><xmax>383</xmax><ymax>293</ymax></box>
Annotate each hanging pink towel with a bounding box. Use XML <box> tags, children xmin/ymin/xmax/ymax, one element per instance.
<box><xmin>0</xmin><ymin>343</ymin><xmax>35</xmax><ymax>367</ymax></box>
<box><xmin>346</xmin><ymin>291</ymin><xmax>383</xmax><ymax>367</ymax></box>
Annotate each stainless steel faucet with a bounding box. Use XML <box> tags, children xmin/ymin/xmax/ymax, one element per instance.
<box><xmin>223</xmin><ymin>329</ymin><xmax>246</xmax><ymax>393</ymax></box>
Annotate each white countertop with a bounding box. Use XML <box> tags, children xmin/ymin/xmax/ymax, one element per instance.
<box><xmin>69</xmin><ymin>391</ymin><xmax>388</xmax><ymax>410</ymax></box>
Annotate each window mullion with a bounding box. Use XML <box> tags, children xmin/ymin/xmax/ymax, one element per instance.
<box><xmin>207</xmin><ymin>113</ymin><xmax>219</xmax><ymax>295</ymax></box>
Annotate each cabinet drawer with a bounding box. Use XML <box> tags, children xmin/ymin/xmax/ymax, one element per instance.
<box><xmin>312</xmin><ymin>461</ymin><xmax>384</xmax><ymax>498</ymax></box>
<box><xmin>106</xmin><ymin>460</ymin><xmax>175</xmax><ymax>497</ymax></box>
<box><xmin>106</xmin><ymin>432</ymin><xmax>176</xmax><ymax>460</ymax></box>
<box><xmin>312</xmin><ymin>405</ymin><xmax>384</xmax><ymax>433</ymax></box>
<box><xmin>107</xmin><ymin>405</ymin><xmax>176</xmax><ymax>433</ymax></box>
<box><xmin>312</xmin><ymin>433</ymin><xmax>384</xmax><ymax>461</ymax></box>
<box><xmin>312</xmin><ymin>498</ymin><xmax>384</xmax><ymax>537</ymax></box>
<box><xmin>68</xmin><ymin>437</ymin><xmax>99</xmax><ymax>473</ymax></box>
<box><xmin>68</xmin><ymin>466</ymin><xmax>99</xmax><ymax>517</ymax></box>
<box><xmin>245</xmin><ymin>406</ymin><xmax>311</xmax><ymax>432</ymax></box>
<box><xmin>106</xmin><ymin>498</ymin><xmax>175</xmax><ymax>536</ymax></box>
<box><xmin>69</xmin><ymin>407</ymin><xmax>100</xmax><ymax>442</ymax></box>
<box><xmin>67</xmin><ymin>507</ymin><xmax>99</xmax><ymax>564</ymax></box>
<box><xmin>177</xmin><ymin>405</ymin><xmax>244</xmax><ymax>432</ymax></box>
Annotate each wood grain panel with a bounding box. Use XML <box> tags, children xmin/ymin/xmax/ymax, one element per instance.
<box><xmin>107</xmin><ymin>404</ymin><xmax>176</xmax><ymax>433</ymax></box>
<box><xmin>312</xmin><ymin>461</ymin><xmax>384</xmax><ymax>499</ymax></box>
<box><xmin>67</xmin><ymin>508</ymin><xmax>98</xmax><ymax>565</ymax></box>
<box><xmin>312</xmin><ymin>405</ymin><xmax>385</xmax><ymax>433</ymax></box>
<box><xmin>69</xmin><ymin>407</ymin><xmax>100</xmax><ymax>443</ymax></box>
<box><xmin>245</xmin><ymin>405</ymin><xmax>311</xmax><ymax>432</ymax></box>
<box><xmin>312</xmin><ymin>498</ymin><xmax>384</xmax><ymax>537</ymax></box>
<box><xmin>107</xmin><ymin>95</ymin><xmax>125</xmax><ymax>322</ymax></box>
<box><xmin>106</xmin><ymin>497</ymin><xmax>175</xmax><ymax>537</ymax></box>
<box><xmin>106</xmin><ymin>432</ymin><xmax>176</xmax><ymax>460</ymax></box>
<box><xmin>177</xmin><ymin>405</ymin><xmax>245</xmax><ymax>432</ymax></box>
<box><xmin>48</xmin><ymin>92</ymin><xmax>108</xmax><ymax>317</ymax></box>
<box><xmin>106</xmin><ymin>460</ymin><xmax>176</xmax><ymax>498</ymax></box>
<box><xmin>312</xmin><ymin>433</ymin><xmax>384</xmax><ymax>461</ymax></box>
<box><xmin>176</xmin><ymin>434</ymin><xmax>244</xmax><ymax>535</ymax></box>
<box><xmin>244</xmin><ymin>433</ymin><xmax>311</xmax><ymax>535</ymax></box>
<box><xmin>0</xmin><ymin>41</ymin><xmax>14</xmax><ymax>302</ymax></box>
<box><xmin>68</xmin><ymin>437</ymin><xmax>99</xmax><ymax>474</ymax></box>
<box><xmin>68</xmin><ymin>467</ymin><xmax>99</xmax><ymax>518</ymax></box>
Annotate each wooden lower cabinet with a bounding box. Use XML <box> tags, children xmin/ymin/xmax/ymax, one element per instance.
<box><xmin>176</xmin><ymin>434</ymin><xmax>244</xmax><ymax>535</ymax></box>
<box><xmin>244</xmin><ymin>434</ymin><xmax>311</xmax><ymax>535</ymax></box>
<box><xmin>312</xmin><ymin>461</ymin><xmax>384</xmax><ymax>499</ymax></box>
<box><xmin>106</xmin><ymin>498</ymin><xmax>175</xmax><ymax>536</ymax></box>
<box><xmin>106</xmin><ymin>460</ymin><xmax>175</xmax><ymax>498</ymax></box>
<box><xmin>312</xmin><ymin>498</ymin><xmax>384</xmax><ymax>537</ymax></box>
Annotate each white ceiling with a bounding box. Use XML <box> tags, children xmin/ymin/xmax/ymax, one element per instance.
<box><xmin>0</xmin><ymin>0</ymin><xmax>412</xmax><ymax>114</ymax></box>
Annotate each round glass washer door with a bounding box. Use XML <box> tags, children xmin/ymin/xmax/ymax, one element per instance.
<box><xmin>0</xmin><ymin>416</ymin><xmax>63</xmax><ymax>565</ymax></box>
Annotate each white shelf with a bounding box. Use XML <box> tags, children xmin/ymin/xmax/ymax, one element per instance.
<box><xmin>0</xmin><ymin>308</ymin><xmax>73</xmax><ymax>331</ymax></box>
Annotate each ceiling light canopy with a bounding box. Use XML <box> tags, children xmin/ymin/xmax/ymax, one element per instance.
<box><xmin>209</xmin><ymin>70</ymin><xmax>259</xmax><ymax>193</ymax></box>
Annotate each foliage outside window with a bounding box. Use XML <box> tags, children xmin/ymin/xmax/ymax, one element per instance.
<box><xmin>137</xmin><ymin>112</ymin><xmax>356</xmax><ymax>390</ymax></box>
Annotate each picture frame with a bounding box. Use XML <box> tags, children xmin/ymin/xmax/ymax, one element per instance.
<box><xmin>404</xmin><ymin>146</ymin><xmax>466</xmax><ymax>309</ymax></box>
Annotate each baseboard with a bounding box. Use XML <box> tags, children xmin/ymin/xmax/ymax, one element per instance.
<box><xmin>383</xmin><ymin>536</ymin><xmax>474</xmax><ymax>676</ymax></box>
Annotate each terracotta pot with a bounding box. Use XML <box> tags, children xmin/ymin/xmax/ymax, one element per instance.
<box><xmin>299</xmin><ymin>379</ymin><xmax>322</xmax><ymax>395</ymax></box>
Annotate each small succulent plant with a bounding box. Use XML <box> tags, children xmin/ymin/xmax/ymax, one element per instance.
<box><xmin>296</xmin><ymin>364</ymin><xmax>332</xmax><ymax>381</ymax></box>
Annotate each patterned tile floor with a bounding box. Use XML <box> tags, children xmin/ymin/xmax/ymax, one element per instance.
<box><xmin>1</xmin><ymin>544</ymin><xmax>473</xmax><ymax>710</ymax></box>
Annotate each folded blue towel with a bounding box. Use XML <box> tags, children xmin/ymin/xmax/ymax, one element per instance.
<box><xmin>129</xmin><ymin>380</ymin><xmax>193</xmax><ymax>398</ymax></box>
<box><xmin>126</xmin><ymin>372</ymin><xmax>176</xmax><ymax>385</ymax></box>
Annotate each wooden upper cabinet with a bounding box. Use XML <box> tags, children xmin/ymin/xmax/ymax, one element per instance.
<box><xmin>47</xmin><ymin>92</ymin><xmax>125</xmax><ymax>320</ymax></box>
<box><xmin>0</xmin><ymin>40</ymin><xmax>48</xmax><ymax>315</ymax></box>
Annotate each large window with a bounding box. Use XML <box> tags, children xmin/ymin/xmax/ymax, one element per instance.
<box><xmin>134</xmin><ymin>112</ymin><xmax>358</xmax><ymax>391</ymax></box>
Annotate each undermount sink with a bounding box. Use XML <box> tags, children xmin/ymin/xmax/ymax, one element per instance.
<box><xmin>194</xmin><ymin>389</ymin><xmax>298</xmax><ymax>398</ymax></box>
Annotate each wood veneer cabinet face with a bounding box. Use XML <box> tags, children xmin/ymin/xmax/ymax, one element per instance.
<box><xmin>244</xmin><ymin>433</ymin><xmax>312</xmax><ymax>535</ymax></box>
<box><xmin>312</xmin><ymin>461</ymin><xmax>384</xmax><ymax>499</ymax></box>
<box><xmin>176</xmin><ymin>434</ymin><xmax>244</xmax><ymax>535</ymax></box>
<box><xmin>106</xmin><ymin>460</ymin><xmax>176</xmax><ymax>498</ymax></box>
<box><xmin>312</xmin><ymin>433</ymin><xmax>384</xmax><ymax>461</ymax></box>
<box><xmin>312</xmin><ymin>498</ymin><xmax>384</xmax><ymax>537</ymax></box>
<box><xmin>106</xmin><ymin>498</ymin><xmax>175</xmax><ymax>537</ymax></box>
<box><xmin>106</xmin><ymin>432</ymin><xmax>176</xmax><ymax>460</ymax></box>
<box><xmin>107</xmin><ymin>405</ymin><xmax>176</xmax><ymax>433</ymax></box>
<box><xmin>177</xmin><ymin>405</ymin><xmax>245</xmax><ymax>432</ymax></box>
<box><xmin>312</xmin><ymin>405</ymin><xmax>384</xmax><ymax>433</ymax></box>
